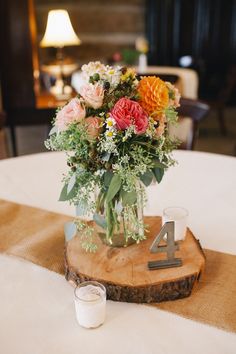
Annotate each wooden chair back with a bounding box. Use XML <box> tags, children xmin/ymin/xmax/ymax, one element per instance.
<box><xmin>137</xmin><ymin>73</ymin><xmax>179</xmax><ymax>85</ymax></box>
<box><xmin>176</xmin><ymin>98</ymin><xmax>210</xmax><ymax>150</ymax></box>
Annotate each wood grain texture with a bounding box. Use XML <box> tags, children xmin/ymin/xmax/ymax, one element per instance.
<box><xmin>65</xmin><ymin>216</ymin><xmax>205</xmax><ymax>303</ymax></box>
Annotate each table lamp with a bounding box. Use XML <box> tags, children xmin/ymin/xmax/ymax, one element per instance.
<box><xmin>40</xmin><ymin>9</ymin><xmax>81</xmax><ymax>99</ymax></box>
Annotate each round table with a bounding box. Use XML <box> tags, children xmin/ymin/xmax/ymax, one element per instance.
<box><xmin>0</xmin><ymin>150</ymin><xmax>236</xmax><ymax>354</ymax></box>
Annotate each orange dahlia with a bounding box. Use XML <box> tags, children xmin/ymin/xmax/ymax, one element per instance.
<box><xmin>137</xmin><ymin>76</ymin><xmax>169</xmax><ymax>119</ymax></box>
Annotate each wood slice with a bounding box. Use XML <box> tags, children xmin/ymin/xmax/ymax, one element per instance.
<box><xmin>65</xmin><ymin>216</ymin><xmax>205</xmax><ymax>303</ymax></box>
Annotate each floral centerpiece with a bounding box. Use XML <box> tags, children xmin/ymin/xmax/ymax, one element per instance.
<box><xmin>45</xmin><ymin>61</ymin><xmax>180</xmax><ymax>251</ymax></box>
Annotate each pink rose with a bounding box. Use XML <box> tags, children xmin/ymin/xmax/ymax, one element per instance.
<box><xmin>79</xmin><ymin>83</ymin><xmax>104</xmax><ymax>109</ymax></box>
<box><xmin>85</xmin><ymin>116</ymin><xmax>102</xmax><ymax>140</ymax></box>
<box><xmin>111</xmin><ymin>98</ymin><xmax>148</xmax><ymax>134</ymax></box>
<box><xmin>55</xmin><ymin>98</ymin><xmax>86</xmax><ymax>131</ymax></box>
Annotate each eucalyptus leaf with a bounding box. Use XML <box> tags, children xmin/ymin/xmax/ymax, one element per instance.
<box><xmin>153</xmin><ymin>167</ymin><xmax>164</xmax><ymax>183</ymax></box>
<box><xmin>64</xmin><ymin>222</ymin><xmax>77</xmax><ymax>242</ymax></box>
<box><xmin>104</xmin><ymin>170</ymin><xmax>113</xmax><ymax>187</ymax></box>
<box><xmin>49</xmin><ymin>126</ymin><xmax>58</xmax><ymax>136</ymax></box>
<box><xmin>140</xmin><ymin>170</ymin><xmax>154</xmax><ymax>187</ymax></box>
<box><xmin>121</xmin><ymin>189</ymin><xmax>137</xmax><ymax>206</ymax></box>
<box><xmin>67</xmin><ymin>173</ymin><xmax>76</xmax><ymax>194</ymax></box>
<box><xmin>59</xmin><ymin>183</ymin><xmax>77</xmax><ymax>201</ymax></box>
<box><xmin>153</xmin><ymin>159</ymin><xmax>167</xmax><ymax>169</ymax></box>
<box><xmin>59</xmin><ymin>184</ymin><xmax>69</xmax><ymax>201</ymax></box>
<box><xmin>93</xmin><ymin>213</ymin><xmax>107</xmax><ymax>229</ymax></box>
<box><xmin>106</xmin><ymin>174</ymin><xmax>122</xmax><ymax>203</ymax></box>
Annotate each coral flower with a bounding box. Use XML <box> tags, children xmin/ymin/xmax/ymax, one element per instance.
<box><xmin>111</xmin><ymin>97</ymin><xmax>148</xmax><ymax>135</ymax></box>
<box><xmin>138</xmin><ymin>76</ymin><xmax>169</xmax><ymax>119</ymax></box>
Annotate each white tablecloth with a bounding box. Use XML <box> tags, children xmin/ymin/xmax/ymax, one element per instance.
<box><xmin>0</xmin><ymin>151</ymin><xmax>236</xmax><ymax>354</ymax></box>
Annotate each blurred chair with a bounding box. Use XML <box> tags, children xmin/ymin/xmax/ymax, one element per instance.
<box><xmin>136</xmin><ymin>66</ymin><xmax>199</xmax><ymax>99</ymax></box>
<box><xmin>0</xmin><ymin>111</ymin><xmax>8</xmax><ymax>159</ymax></box>
<box><xmin>136</xmin><ymin>73</ymin><xmax>179</xmax><ymax>86</ymax></box>
<box><xmin>170</xmin><ymin>98</ymin><xmax>210</xmax><ymax>150</ymax></box>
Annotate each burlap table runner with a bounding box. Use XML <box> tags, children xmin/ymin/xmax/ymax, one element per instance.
<box><xmin>0</xmin><ymin>199</ymin><xmax>236</xmax><ymax>333</ymax></box>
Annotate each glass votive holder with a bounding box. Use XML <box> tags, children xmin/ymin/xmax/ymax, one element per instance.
<box><xmin>162</xmin><ymin>207</ymin><xmax>188</xmax><ymax>241</ymax></box>
<box><xmin>74</xmin><ymin>281</ymin><xmax>106</xmax><ymax>329</ymax></box>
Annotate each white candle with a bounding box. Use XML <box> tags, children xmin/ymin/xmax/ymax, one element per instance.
<box><xmin>138</xmin><ymin>53</ymin><xmax>148</xmax><ymax>73</ymax></box>
<box><xmin>162</xmin><ymin>207</ymin><xmax>188</xmax><ymax>241</ymax></box>
<box><xmin>74</xmin><ymin>281</ymin><xmax>106</xmax><ymax>329</ymax></box>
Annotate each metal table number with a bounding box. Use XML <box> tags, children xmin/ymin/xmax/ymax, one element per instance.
<box><xmin>148</xmin><ymin>221</ymin><xmax>182</xmax><ymax>270</ymax></box>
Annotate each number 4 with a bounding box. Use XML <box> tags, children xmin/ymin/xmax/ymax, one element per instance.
<box><xmin>148</xmin><ymin>221</ymin><xmax>182</xmax><ymax>270</ymax></box>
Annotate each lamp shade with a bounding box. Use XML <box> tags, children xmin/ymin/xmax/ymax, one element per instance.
<box><xmin>40</xmin><ymin>9</ymin><xmax>81</xmax><ymax>48</ymax></box>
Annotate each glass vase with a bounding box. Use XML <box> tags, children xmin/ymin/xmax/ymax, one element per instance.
<box><xmin>94</xmin><ymin>182</ymin><xmax>145</xmax><ymax>247</ymax></box>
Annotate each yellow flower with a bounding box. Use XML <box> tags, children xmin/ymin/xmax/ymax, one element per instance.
<box><xmin>121</xmin><ymin>68</ymin><xmax>136</xmax><ymax>82</ymax></box>
<box><xmin>137</xmin><ymin>76</ymin><xmax>169</xmax><ymax>119</ymax></box>
<box><xmin>106</xmin><ymin>131</ymin><xmax>113</xmax><ymax>138</ymax></box>
<box><xmin>107</xmin><ymin>120</ymin><xmax>113</xmax><ymax>127</ymax></box>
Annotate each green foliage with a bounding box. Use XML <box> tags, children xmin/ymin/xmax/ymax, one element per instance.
<box><xmin>67</xmin><ymin>173</ymin><xmax>76</xmax><ymax>194</ymax></box>
<box><xmin>106</xmin><ymin>174</ymin><xmax>122</xmax><ymax>203</ymax></box>
<box><xmin>165</xmin><ymin>107</ymin><xmax>178</xmax><ymax>124</ymax></box>
<box><xmin>75</xmin><ymin>220</ymin><xmax>98</xmax><ymax>252</ymax></box>
<box><xmin>59</xmin><ymin>183</ymin><xmax>78</xmax><ymax>201</ymax></box>
<box><xmin>140</xmin><ymin>170</ymin><xmax>154</xmax><ymax>187</ymax></box>
<box><xmin>153</xmin><ymin>167</ymin><xmax>164</xmax><ymax>183</ymax></box>
<box><xmin>103</xmin><ymin>170</ymin><xmax>113</xmax><ymax>188</ymax></box>
<box><xmin>121</xmin><ymin>189</ymin><xmax>137</xmax><ymax>206</ymax></box>
<box><xmin>89</xmin><ymin>73</ymin><xmax>100</xmax><ymax>83</ymax></box>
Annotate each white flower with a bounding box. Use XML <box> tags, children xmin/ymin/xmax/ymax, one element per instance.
<box><xmin>106</xmin><ymin>117</ymin><xmax>116</xmax><ymax>130</ymax></box>
<box><xmin>79</xmin><ymin>61</ymin><xmax>122</xmax><ymax>89</ymax></box>
<box><xmin>105</xmin><ymin>130</ymin><xmax>116</xmax><ymax>139</ymax></box>
<box><xmin>81</xmin><ymin>61</ymin><xmax>107</xmax><ymax>78</ymax></box>
<box><xmin>103</xmin><ymin>66</ymin><xmax>122</xmax><ymax>87</ymax></box>
<box><xmin>122</xmin><ymin>125</ymin><xmax>135</xmax><ymax>141</ymax></box>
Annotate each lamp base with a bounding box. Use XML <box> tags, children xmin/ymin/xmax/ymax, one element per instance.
<box><xmin>50</xmin><ymin>79</ymin><xmax>72</xmax><ymax>100</ymax></box>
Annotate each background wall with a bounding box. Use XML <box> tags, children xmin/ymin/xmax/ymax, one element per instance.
<box><xmin>1</xmin><ymin>0</ymin><xmax>236</xmax><ymax>117</ymax></box>
<box><xmin>146</xmin><ymin>0</ymin><xmax>236</xmax><ymax>102</ymax></box>
<box><xmin>35</xmin><ymin>0</ymin><xmax>145</xmax><ymax>65</ymax></box>
<box><xmin>36</xmin><ymin>0</ymin><xmax>236</xmax><ymax>101</ymax></box>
